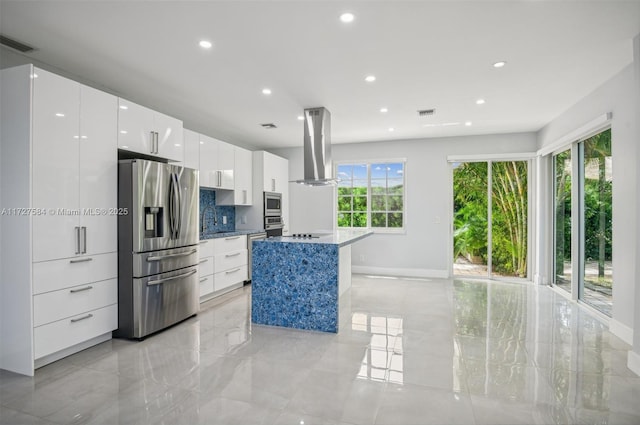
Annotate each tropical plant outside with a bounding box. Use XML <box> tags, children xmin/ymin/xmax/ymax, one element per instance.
<box><xmin>453</xmin><ymin>160</ymin><xmax>528</xmax><ymax>278</ymax></box>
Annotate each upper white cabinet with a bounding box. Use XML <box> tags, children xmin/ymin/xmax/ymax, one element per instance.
<box><xmin>183</xmin><ymin>128</ymin><xmax>200</xmax><ymax>170</ymax></box>
<box><xmin>117</xmin><ymin>98</ymin><xmax>184</xmax><ymax>162</ymax></box>
<box><xmin>218</xmin><ymin>146</ymin><xmax>253</xmax><ymax>206</ymax></box>
<box><xmin>262</xmin><ymin>151</ymin><xmax>289</xmax><ymax>193</ymax></box>
<box><xmin>199</xmin><ymin>133</ymin><xmax>234</xmax><ymax>190</ymax></box>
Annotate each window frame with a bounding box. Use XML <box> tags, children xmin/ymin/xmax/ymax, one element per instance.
<box><xmin>335</xmin><ymin>158</ymin><xmax>407</xmax><ymax>234</ymax></box>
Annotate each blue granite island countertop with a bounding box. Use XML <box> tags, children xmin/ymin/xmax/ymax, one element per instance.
<box><xmin>251</xmin><ymin>229</ymin><xmax>373</xmax><ymax>333</ymax></box>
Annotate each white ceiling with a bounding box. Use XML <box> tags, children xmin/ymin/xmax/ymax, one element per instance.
<box><xmin>1</xmin><ymin>1</ymin><xmax>639</xmax><ymax>150</ymax></box>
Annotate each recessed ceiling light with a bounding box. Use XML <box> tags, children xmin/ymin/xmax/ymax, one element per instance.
<box><xmin>388</xmin><ymin>127</ymin><xmax>395</xmax><ymax>132</ymax></box>
<box><xmin>262</xmin><ymin>88</ymin><xmax>272</xmax><ymax>95</ymax></box>
<box><xmin>174</xmin><ymin>144</ymin><xmax>181</xmax><ymax>147</ymax></box>
<box><xmin>365</xmin><ymin>75</ymin><xmax>376</xmax><ymax>83</ymax></box>
<box><xmin>340</xmin><ymin>12</ymin><xmax>355</xmax><ymax>23</ymax></box>
<box><xmin>120</xmin><ymin>130</ymin><xmax>128</xmax><ymax>134</ymax></box>
<box><xmin>55</xmin><ymin>113</ymin><xmax>65</xmax><ymax>117</ymax></box>
<box><xmin>297</xmin><ymin>115</ymin><xmax>304</xmax><ymax>121</ymax></box>
<box><xmin>199</xmin><ymin>40</ymin><xmax>212</xmax><ymax>49</ymax></box>
<box><xmin>465</xmin><ymin>121</ymin><xmax>472</xmax><ymax>126</ymax></box>
<box><xmin>476</xmin><ymin>99</ymin><xmax>485</xmax><ymax>105</ymax></box>
<box><xmin>493</xmin><ymin>61</ymin><xmax>506</xmax><ymax>68</ymax></box>
<box><xmin>119</xmin><ymin>105</ymin><xmax>128</xmax><ymax>110</ymax></box>
<box><xmin>380</xmin><ymin>107</ymin><xmax>388</xmax><ymax>113</ymax></box>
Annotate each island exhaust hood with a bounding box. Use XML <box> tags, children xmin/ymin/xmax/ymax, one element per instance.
<box><xmin>295</xmin><ymin>107</ymin><xmax>338</xmax><ymax>186</ymax></box>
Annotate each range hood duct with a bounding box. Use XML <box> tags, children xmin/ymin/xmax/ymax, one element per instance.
<box><xmin>296</xmin><ymin>107</ymin><xmax>337</xmax><ymax>186</ymax></box>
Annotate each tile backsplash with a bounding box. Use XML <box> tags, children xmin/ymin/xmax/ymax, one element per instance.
<box><xmin>199</xmin><ymin>188</ymin><xmax>235</xmax><ymax>235</ymax></box>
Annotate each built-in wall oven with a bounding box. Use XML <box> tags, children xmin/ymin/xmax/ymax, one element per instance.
<box><xmin>264</xmin><ymin>192</ymin><xmax>282</xmax><ymax>217</ymax></box>
<box><xmin>264</xmin><ymin>216</ymin><xmax>284</xmax><ymax>237</ymax></box>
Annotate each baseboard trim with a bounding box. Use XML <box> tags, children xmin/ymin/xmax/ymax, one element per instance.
<box><xmin>628</xmin><ymin>350</ymin><xmax>640</xmax><ymax>377</ymax></box>
<box><xmin>610</xmin><ymin>319</ymin><xmax>634</xmax><ymax>346</ymax></box>
<box><xmin>352</xmin><ymin>266</ymin><xmax>448</xmax><ymax>279</ymax></box>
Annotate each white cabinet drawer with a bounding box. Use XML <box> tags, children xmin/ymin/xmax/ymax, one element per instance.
<box><xmin>33</xmin><ymin>252</ymin><xmax>117</xmax><ymax>295</ymax></box>
<box><xmin>215</xmin><ymin>249</ymin><xmax>247</xmax><ymax>272</ymax></box>
<box><xmin>213</xmin><ymin>235</ymin><xmax>246</xmax><ymax>254</ymax></box>
<box><xmin>199</xmin><ymin>240</ymin><xmax>214</xmax><ymax>257</ymax></box>
<box><xmin>199</xmin><ymin>274</ymin><xmax>214</xmax><ymax>298</ymax></box>
<box><xmin>33</xmin><ymin>279</ymin><xmax>117</xmax><ymax>327</ymax></box>
<box><xmin>198</xmin><ymin>256</ymin><xmax>214</xmax><ymax>276</ymax></box>
<box><xmin>214</xmin><ymin>265</ymin><xmax>247</xmax><ymax>292</ymax></box>
<box><xmin>34</xmin><ymin>304</ymin><xmax>117</xmax><ymax>360</ymax></box>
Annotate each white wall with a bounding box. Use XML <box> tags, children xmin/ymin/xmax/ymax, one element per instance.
<box><xmin>537</xmin><ymin>59</ymin><xmax>638</xmax><ymax>339</ymax></box>
<box><xmin>274</xmin><ymin>132</ymin><xmax>537</xmax><ymax>278</ymax></box>
<box><xmin>631</xmin><ymin>34</ymin><xmax>640</xmax><ymax>375</ymax></box>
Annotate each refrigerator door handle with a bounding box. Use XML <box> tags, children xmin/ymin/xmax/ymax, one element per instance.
<box><xmin>146</xmin><ymin>269</ymin><xmax>197</xmax><ymax>286</ymax></box>
<box><xmin>174</xmin><ymin>173</ymin><xmax>182</xmax><ymax>238</ymax></box>
<box><xmin>146</xmin><ymin>248</ymin><xmax>197</xmax><ymax>262</ymax></box>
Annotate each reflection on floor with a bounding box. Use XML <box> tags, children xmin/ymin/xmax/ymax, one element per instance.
<box><xmin>1</xmin><ymin>276</ymin><xmax>638</xmax><ymax>424</ymax></box>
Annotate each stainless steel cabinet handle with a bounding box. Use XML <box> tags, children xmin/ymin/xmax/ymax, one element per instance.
<box><xmin>150</xmin><ymin>131</ymin><xmax>155</xmax><ymax>154</ymax></box>
<box><xmin>81</xmin><ymin>226</ymin><xmax>87</xmax><ymax>254</ymax></box>
<box><xmin>70</xmin><ymin>257</ymin><xmax>93</xmax><ymax>264</ymax></box>
<box><xmin>272</xmin><ymin>178</ymin><xmax>276</xmax><ymax>192</ymax></box>
<box><xmin>70</xmin><ymin>285</ymin><xmax>93</xmax><ymax>293</ymax></box>
<box><xmin>225</xmin><ymin>267</ymin><xmax>241</xmax><ymax>274</ymax></box>
<box><xmin>147</xmin><ymin>248</ymin><xmax>197</xmax><ymax>262</ymax></box>
<box><xmin>147</xmin><ymin>269</ymin><xmax>197</xmax><ymax>286</ymax></box>
<box><xmin>156</xmin><ymin>132</ymin><xmax>159</xmax><ymax>154</ymax></box>
<box><xmin>70</xmin><ymin>314</ymin><xmax>93</xmax><ymax>323</ymax></box>
<box><xmin>225</xmin><ymin>236</ymin><xmax>240</xmax><ymax>240</ymax></box>
<box><xmin>198</xmin><ymin>258</ymin><xmax>209</xmax><ymax>264</ymax></box>
<box><xmin>199</xmin><ymin>241</ymin><xmax>209</xmax><ymax>245</ymax></box>
<box><xmin>243</xmin><ymin>190</ymin><xmax>247</xmax><ymax>204</ymax></box>
<box><xmin>74</xmin><ymin>226</ymin><xmax>81</xmax><ymax>255</ymax></box>
<box><xmin>199</xmin><ymin>277</ymin><xmax>208</xmax><ymax>283</ymax></box>
<box><xmin>225</xmin><ymin>252</ymin><xmax>241</xmax><ymax>258</ymax></box>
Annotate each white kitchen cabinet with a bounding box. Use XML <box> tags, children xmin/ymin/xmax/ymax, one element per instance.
<box><xmin>183</xmin><ymin>129</ymin><xmax>200</xmax><ymax>170</ymax></box>
<box><xmin>261</xmin><ymin>151</ymin><xmax>289</xmax><ymax>193</ymax></box>
<box><xmin>31</xmin><ymin>74</ymin><xmax>118</xmax><ymax>261</ymax></box>
<box><xmin>217</xmin><ymin>145</ymin><xmax>253</xmax><ymax>206</ymax></box>
<box><xmin>198</xmin><ymin>237</ymin><xmax>247</xmax><ymax>301</ymax></box>
<box><xmin>0</xmin><ymin>65</ymin><xmax>118</xmax><ymax>376</ymax></box>
<box><xmin>117</xmin><ymin>98</ymin><xmax>184</xmax><ymax>162</ymax></box>
<box><xmin>213</xmin><ymin>235</ymin><xmax>248</xmax><ymax>293</ymax></box>
<box><xmin>198</xmin><ymin>240</ymin><xmax>215</xmax><ymax>300</ymax></box>
<box><xmin>199</xmin><ymin>133</ymin><xmax>234</xmax><ymax>190</ymax></box>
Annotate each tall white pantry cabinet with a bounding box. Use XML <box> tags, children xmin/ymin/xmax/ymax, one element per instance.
<box><xmin>0</xmin><ymin>65</ymin><xmax>118</xmax><ymax>376</ymax></box>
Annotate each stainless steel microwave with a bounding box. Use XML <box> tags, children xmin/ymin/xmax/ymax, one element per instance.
<box><xmin>264</xmin><ymin>191</ymin><xmax>282</xmax><ymax>217</ymax></box>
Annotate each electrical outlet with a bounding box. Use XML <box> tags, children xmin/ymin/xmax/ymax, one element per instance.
<box><xmin>359</xmin><ymin>254</ymin><xmax>365</xmax><ymax>262</ymax></box>
<box><xmin>241</xmin><ymin>215</ymin><xmax>247</xmax><ymax>224</ymax></box>
<box><xmin>223</xmin><ymin>216</ymin><xmax>227</xmax><ymax>225</ymax></box>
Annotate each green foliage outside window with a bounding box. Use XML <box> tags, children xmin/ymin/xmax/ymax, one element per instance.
<box><xmin>337</xmin><ymin>162</ymin><xmax>404</xmax><ymax>229</ymax></box>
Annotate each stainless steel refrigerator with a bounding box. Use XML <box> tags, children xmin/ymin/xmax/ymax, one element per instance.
<box><xmin>115</xmin><ymin>159</ymin><xmax>200</xmax><ymax>339</ymax></box>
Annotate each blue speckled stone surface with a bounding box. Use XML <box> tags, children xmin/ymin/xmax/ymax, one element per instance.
<box><xmin>199</xmin><ymin>188</ymin><xmax>235</xmax><ymax>236</ymax></box>
<box><xmin>251</xmin><ymin>241</ymin><xmax>339</xmax><ymax>333</ymax></box>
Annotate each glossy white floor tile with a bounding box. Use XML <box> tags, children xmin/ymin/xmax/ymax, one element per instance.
<box><xmin>1</xmin><ymin>276</ymin><xmax>638</xmax><ymax>425</ymax></box>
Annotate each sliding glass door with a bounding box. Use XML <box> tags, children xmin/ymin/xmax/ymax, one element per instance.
<box><xmin>552</xmin><ymin>128</ymin><xmax>612</xmax><ymax>316</ymax></box>
<box><xmin>553</xmin><ymin>149</ymin><xmax>572</xmax><ymax>293</ymax></box>
<box><xmin>453</xmin><ymin>160</ymin><xmax>529</xmax><ymax>279</ymax></box>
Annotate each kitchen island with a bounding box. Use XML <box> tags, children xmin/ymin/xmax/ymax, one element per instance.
<box><xmin>251</xmin><ymin>229</ymin><xmax>373</xmax><ymax>333</ymax></box>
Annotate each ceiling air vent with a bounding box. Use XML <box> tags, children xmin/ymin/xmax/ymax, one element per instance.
<box><xmin>260</xmin><ymin>123</ymin><xmax>277</xmax><ymax>129</ymax></box>
<box><xmin>417</xmin><ymin>109</ymin><xmax>436</xmax><ymax>117</ymax></box>
<box><xmin>0</xmin><ymin>34</ymin><xmax>36</xmax><ymax>53</ymax></box>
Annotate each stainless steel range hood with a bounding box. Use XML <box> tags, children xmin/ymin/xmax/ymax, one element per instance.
<box><xmin>295</xmin><ymin>107</ymin><xmax>337</xmax><ymax>186</ymax></box>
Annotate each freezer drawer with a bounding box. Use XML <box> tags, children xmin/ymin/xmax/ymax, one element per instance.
<box><xmin>115</xmin><ymin>265</ymin><xmax>199</xmax><ymax>339</ymax></box>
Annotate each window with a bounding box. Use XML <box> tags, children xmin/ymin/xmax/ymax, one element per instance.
<box><xmin>336</xmin><ymin>161</ymin><xmax>405</xmax><ymax>230</ymax></box>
